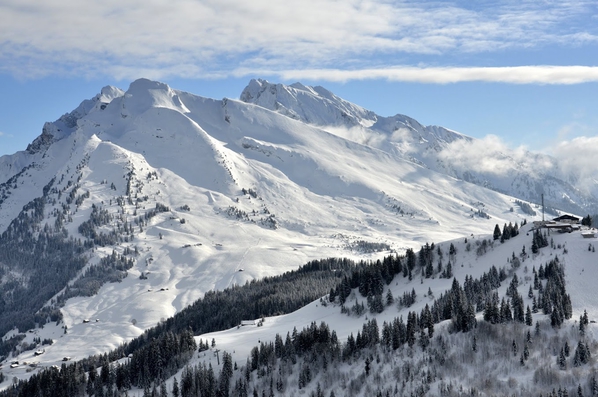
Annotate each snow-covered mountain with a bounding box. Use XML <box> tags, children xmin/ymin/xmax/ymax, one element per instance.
<box><xmin>0</xmin><ymin>78</ymin><xmax>594</xmax><ymax>392</ymax></box>
<box><xmin>241</xmin><ymin>78</ymin><xmax>598</xmax><ymax>215</ymax></box>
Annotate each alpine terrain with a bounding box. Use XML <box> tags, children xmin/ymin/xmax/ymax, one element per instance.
<box><xmin>0</xmin><ymin>79</ymin><xmax>597</xmax><ymax>396</ymax></box>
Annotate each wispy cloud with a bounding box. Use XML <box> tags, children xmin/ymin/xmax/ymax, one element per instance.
<box><xmin>1</xmin><ymin>0</ymin><xmax>597</xmax><ymax>80</ymax></box>
<box><xmin>235</xmin><ymin>65</ymin><xmax>598</xmax><ymax>84</ymax></box>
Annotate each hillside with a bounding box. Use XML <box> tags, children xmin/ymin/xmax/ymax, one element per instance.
<box><xmin>0</xmin><ymin>79</ymin><xmax>595</xmax><ymax>394</ymax></box>
<box><xmin>4</xmin><ymin>222</ymin><xmax>598</xmax><ymax>396</ymax></box>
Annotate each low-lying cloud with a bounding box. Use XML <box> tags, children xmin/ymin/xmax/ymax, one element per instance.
<box><xmin>436</xmin><ymin>133</ymin><xmax>598</xmax><ymax>196</ymax></box>
<box><xmin>436</xmin><ymin>135</ymin><xmax>532</xmax><ymax>176</ymax></box>
<box><xmin>551</xmin><ymin>136</ymin><xmax>598</xmax><ymax>190</ymax></box>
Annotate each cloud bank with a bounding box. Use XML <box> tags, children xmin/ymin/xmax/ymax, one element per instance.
<box><xmin>1</xmin><ymin>0</ymin><xmax>597</xmax><ymax>81</ymax></box>
<box><xmin>435</xmin><ymin>133</ymin><xmax>598</xmax><ymax>197</ymax></box>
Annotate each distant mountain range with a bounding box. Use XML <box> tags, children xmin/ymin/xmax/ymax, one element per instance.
<box><xmin>241</xmin><ymin>78</ymin><xmax>598</xmax><ymax>216</ymax></box>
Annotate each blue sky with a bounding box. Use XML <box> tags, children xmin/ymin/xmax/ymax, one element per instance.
<box><xmin>1</xmin><ymin>0</ymin><xmax>598</xmax><ymax>160</ymax></box>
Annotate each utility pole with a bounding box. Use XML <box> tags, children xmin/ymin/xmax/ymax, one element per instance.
<box><xmin>214</xmin><ymin>349</ymin><xmax>220</xmax><ymax>365</ymax></box>
<box><xmin>542</xmin><ymin>193</ymin><xmax>545</xmax><ymax>222</ymax></box>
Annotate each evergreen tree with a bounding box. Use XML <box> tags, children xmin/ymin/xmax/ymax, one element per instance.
<box><xmin>573</xmin><ymin>341</ymin><xmax>591</xmax><ymax>366</ymax></box>
<box><xmin>525</xmin><ymin>306</ymin><xmax>533</xmax><ymax>326</ymax></box>
<box><xmin>445</xmin><ymin>261</ymin><xmax>453</xmax><ymax>279</ymax></box>
<box><xmin>493</xmin><ymin>224</ymin><xmax>502</xmax><ymax>240</ymax></box>
<box><xmin>219</xmin><ymin>351</ymin><xmax>234</xmax><ymax>396</ymax></box>
<box><xmin>558</xmin><ymin>347</ymin><xmax>567</xmax><ymax>370</ymax></box>
<box><xmin>386</xmin><ymin>289</ymin><xmax>394</xmax><ymax>307</ymax></box>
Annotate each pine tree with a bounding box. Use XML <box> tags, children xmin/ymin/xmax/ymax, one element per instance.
<box><xmin>590</xmin><ymin>374</ymin><xmax>598</xmax><ymax>396</ymax></box>
<box><xmin>558</xmin><ymin>347</ymin><xmax>567</xmax><ymax>370</ymax></box>
<box><xmin>526</xmin><ymin>306</ymin><xmax>533</xmax><ymax>326</ymax></box>
<box><xmin>526</xmin><ymin>330</ymin><xmax>532</xmax><ymax>344</ymax></box>
<box><xmin>573</xmin><ymin>341</ymin><xmax>591</xmax><ymax>366</ymax></box>
<box><xmin>425</xmin><ymin>260</ymin><xmax>434</xmax><ymax>278</ymax></box>
<box><xmin>445</xmin><ymin>261</ymin><xmax>453</xmax><ymax>278</ymax></box>
<box><xmin>386</xmin><ymin>289</ymin><xmax>394</xmax><ymax>306</ymax></box>
<box><xmin>219</xmin><ymin>351</ymin><xmax>234</xmax><ymax>396</ymax></box>
<box><xmin>493</xmin><ymin>224</ymin><xmax>502</xmax><ymax>240</ymax></box>
<box><xmin>172</xmin><ymin>376</ymin><xmax>180</xmax><ymax>397</ymax></box>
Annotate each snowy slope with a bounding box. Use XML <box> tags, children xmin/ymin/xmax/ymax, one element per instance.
<box><xmin>0</xmin><ymin>78</ymin><xmax>587</xmax><ymax>388</ymax></box>
<box><xmin>160</xmin><ymin>225</ymin><xmax>598</xmax><ymax>397</ymax></box>
<box><xmin>241</xmin><ymin>79</ymin><xmax>598</xmax><ymax>215</ymax></box>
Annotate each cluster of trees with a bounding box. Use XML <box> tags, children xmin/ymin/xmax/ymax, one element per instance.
<box><xmin>77</xmin><ymin>204</ymin><xmax>114</xmax><ymax>243</ymax></box>
<box><xmin>3</xmin><ymin>330</ymin><xmax>197</xmax><ymax>397</ymax></box>
<box><xmin>514</xmin><ymin>200</ymin><xmax>536</xmax><ymax>216</ymax></box>
<box><xmin>225</xmin><ymin>206</ymin><xmax>278</xmax><ymax>230</ymax></box>
<box><xmin>535</xmin><ymin>258</ymin><xmax>572</xmax><ymax>327</ymax></box>
<box><xmin>532</xmin><ymin>229</ymin><xmax>549</xmax><ymax>254</ymax></box>
<box><xmin>328</xmin><ymin>255</ymin><xmax>398</xmax><ymax>306</ymax></box>
<box><xmin>57</xmin><ymin>250</ymin><xmax>134</xmax><ymax>304</ymax></box>
<box><xmin>241</xmin><ymin>188</ymin><xmax>258</xmax><ymax>199</ymax></box>
<box><xmin>0</xmin><ymin>163</ymin><xmax>171</xmax><ymax>358</ymax></box>
<box><xmin>131</xmin><ymin>258</ymin><xmax>356</xmax><ymax>344</ymax></box>
<box><xmin>346</xmin><ymin>240</ymin><xmax>391</xmax><ymax>254</ymax></box>
<box><xmin>581</xmin><ymin>215</ymin><xmax>593</xmax><ymax>227</ymax></box>
<box><xmin>0</xmin><ymin>164</ymin><xmax>34</xmax><ymax>206</ymax></box>
<box><xmin>0</xmin><ymin>177</ymin><xmax>89</xmax><ymax>354</ymax></box>
<box><xmin>493</xmin><ymin>222</ymin><xmax>520</xmax><ymax>242</ymax></box>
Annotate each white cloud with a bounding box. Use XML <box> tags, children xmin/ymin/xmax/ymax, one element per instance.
<box><xmin>551</xmin><ymin>136</ymin><xmax>598</xmax><ymax>190</ymax></box>
<box><xmin>235</xmin><ymin>65</ymin><xmax>598</xmax><ymax>84</ymax></box>
<box><xmin>436</xmin><ymin>132</ymin><xmax>598</xmax><ymax>196</ymax></box>
<box><xmin>323</xmin><ymin>125</ymin><xmax>388</xmax><ymax>149</ymax></box>
<box><xmin>436</xmin><ymin>135</ymin><xmax>534</xmax><ymax>176</ymax></box>
<box><xmin>1</xmin><ymin>0</ymin><xmax>597</xmax><ymax>80</ymax></box>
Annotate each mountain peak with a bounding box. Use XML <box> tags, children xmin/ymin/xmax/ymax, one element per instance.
<box><xmin>26</xmin><ymin>85</ymin><xmax>124</xmax><ymax>155</ymax></box>
<box><xmin>120</xmin><ymin>78</ymin><xmax>189</xmax><ymax>117</ymax></box>
<box><xmin>240</xmin><ymin>79</ymin><xmax>377</xmax><ymax>127</ymax></box>
<box><xmin>127</xmin><ymin>78</ymin><xmax>171</xmax><ymax>93</ymax></box>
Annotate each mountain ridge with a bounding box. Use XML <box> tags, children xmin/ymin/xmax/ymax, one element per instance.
<box><xmin>0</xmin><ymin>78</ymin><xmax>595</xmax><ymax>391</ymax></box>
